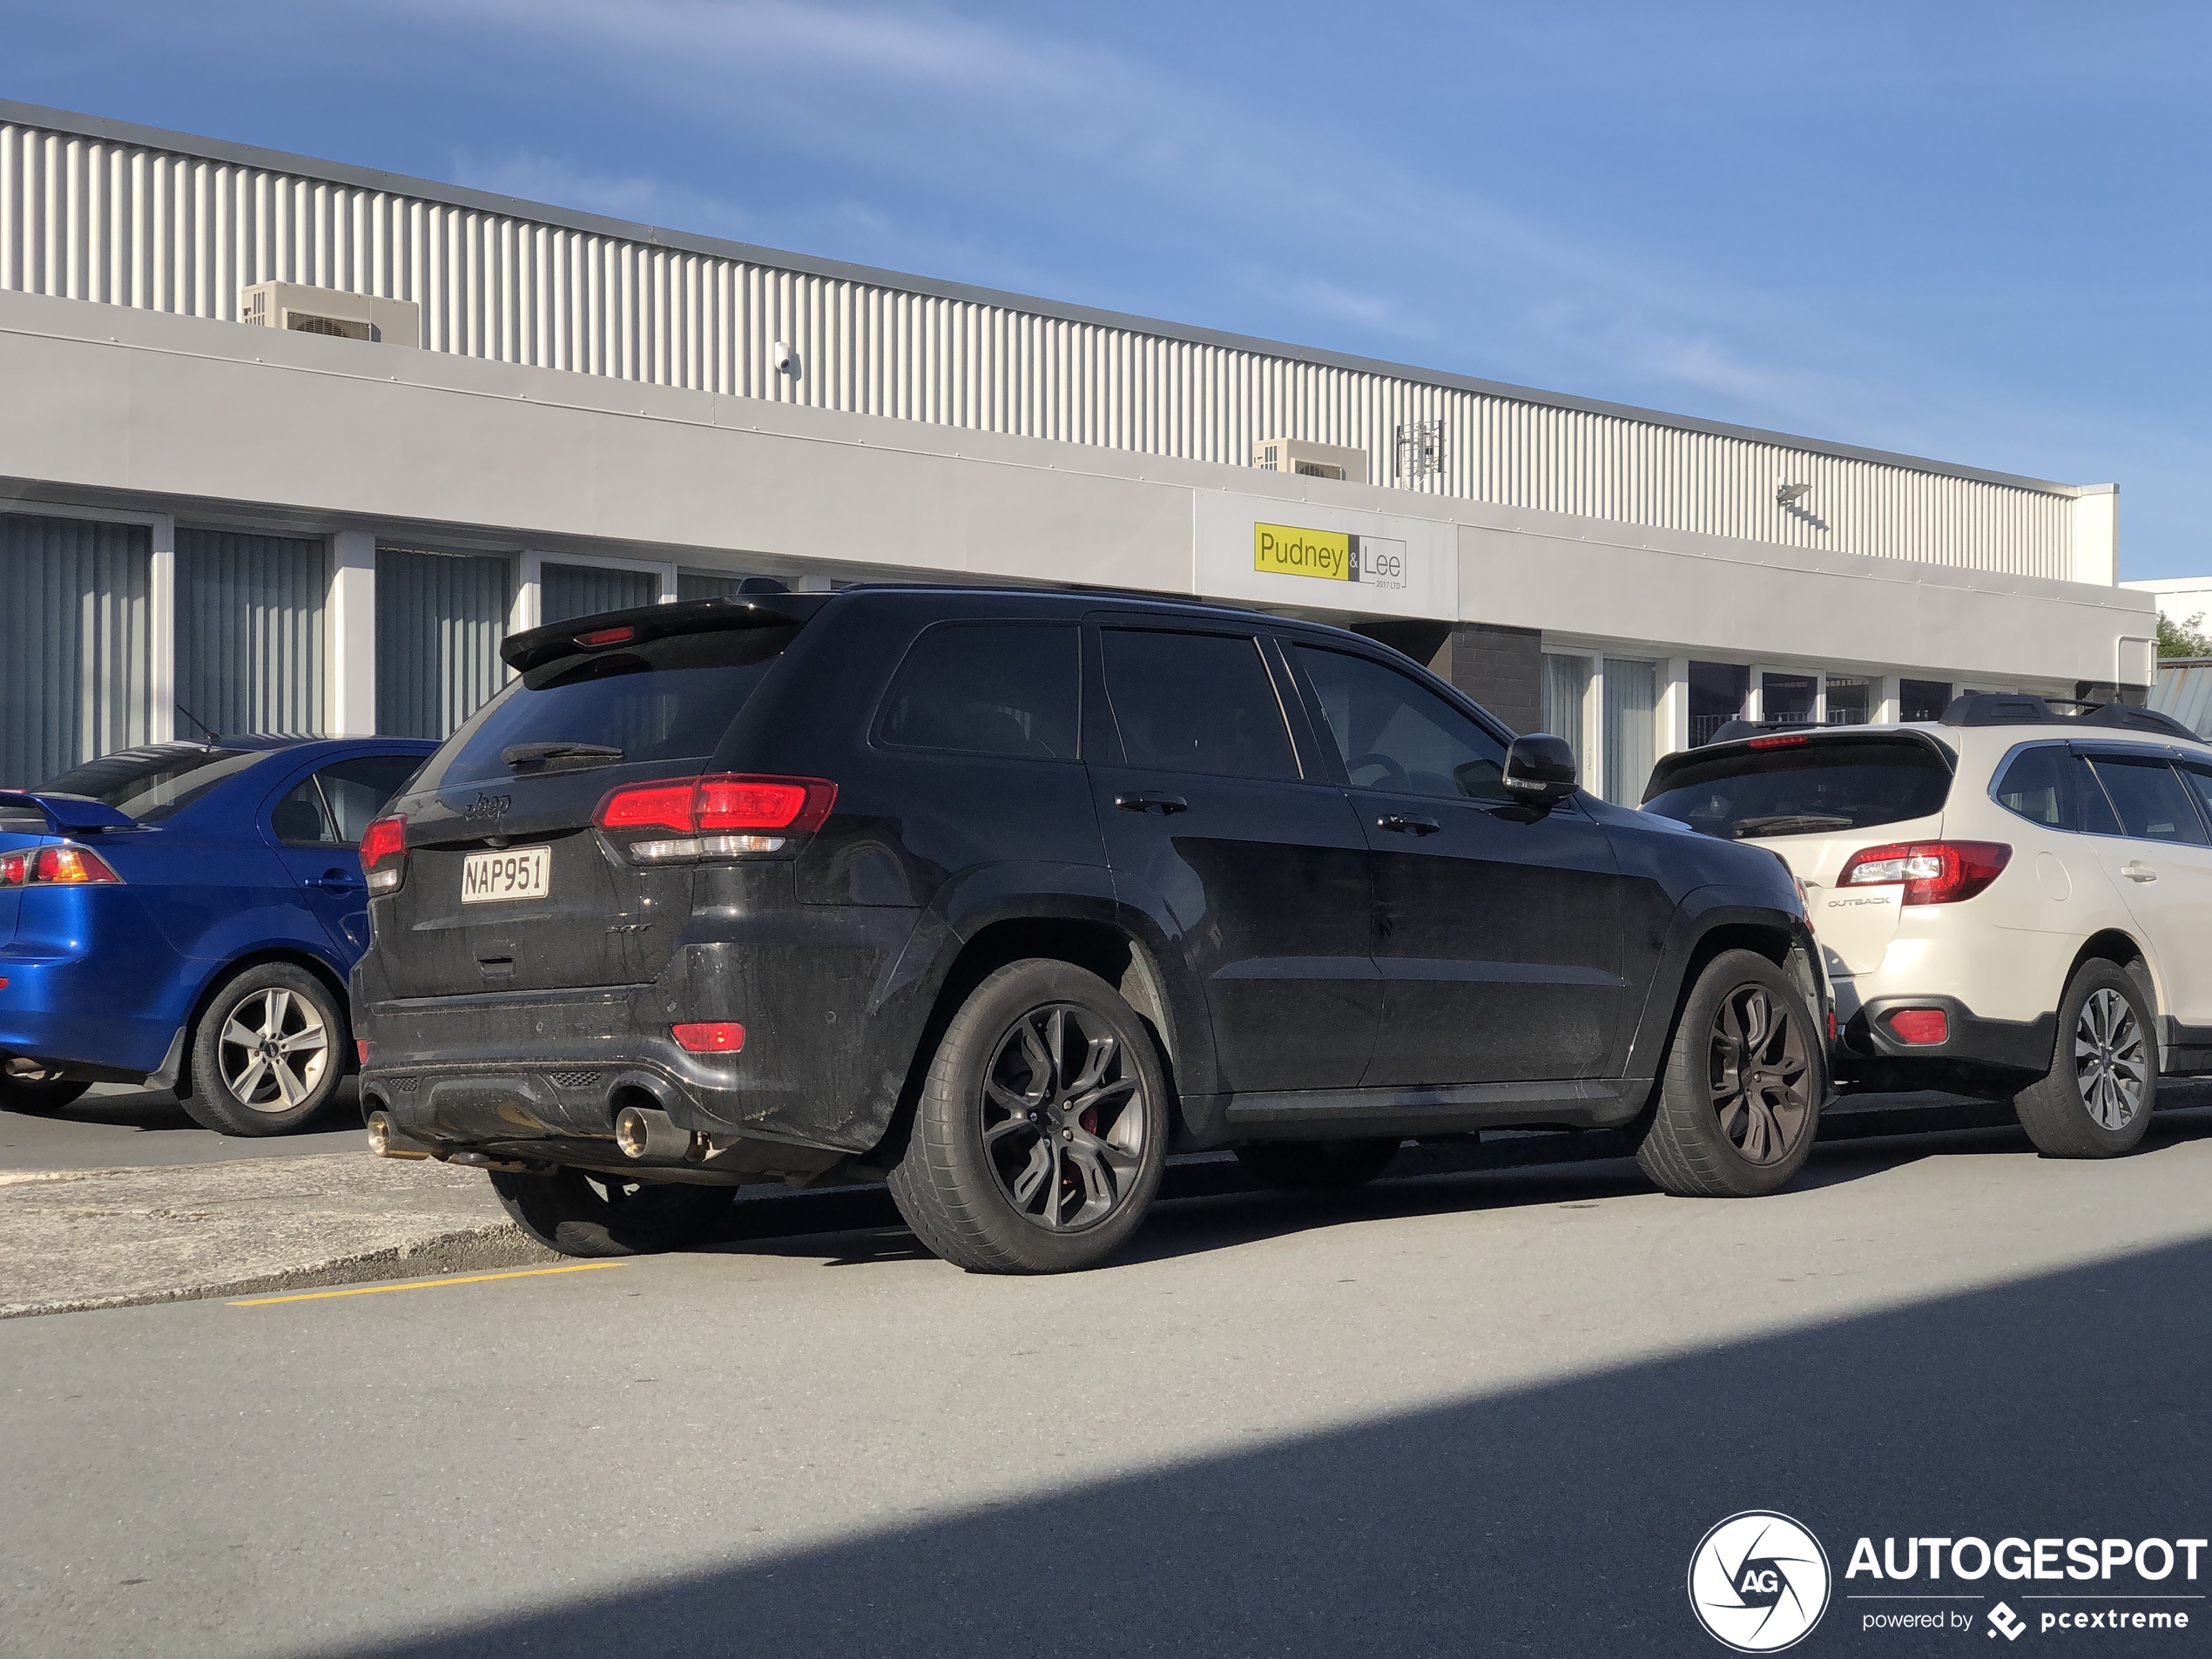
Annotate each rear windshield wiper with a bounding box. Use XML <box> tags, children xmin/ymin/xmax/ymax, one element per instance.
<box><xmin>501</xmin><ymin>742</ymin><xmax>626</xmax><ymax>773</ymax></box>
<box><xmin>1730</xmin><ymin>813</ymin><xmax>1854</xmax><ymax>838</ymax></box>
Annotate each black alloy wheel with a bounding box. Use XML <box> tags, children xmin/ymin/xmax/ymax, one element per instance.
<box><xmin>888</xmin><ymin>959</ymin><xmax>1170</xmax><ymax>1274</ymax></box>
<box><xmin>1636</xmin><ymin>948</ymin><xmax>1824</xmax><ymax>1197</ymax></box>
<box><xmin>979</xmin><ymin>1002</ymin><xmax>1149</xmax><ymax>1233</ymax></box>
<box><xmin>1707</xmin><ymin>981</ymin><xmax>1813</xmax><ymax>1166</ymax></box>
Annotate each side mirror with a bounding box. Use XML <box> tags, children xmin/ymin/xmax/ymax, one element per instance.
<box><xmin>1502</xmin><ymin>733</ymin><xmax>1579</xmax><ymax>805</ymax></box>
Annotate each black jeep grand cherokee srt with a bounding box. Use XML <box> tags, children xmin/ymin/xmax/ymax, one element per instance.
<box><xmin>354</xmin><ymin>587</ymin><xmax>1825</xmax><ymax>1272</ymax></box>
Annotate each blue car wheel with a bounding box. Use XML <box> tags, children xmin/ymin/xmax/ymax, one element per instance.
<box><xmin>181</xmin><ymin>963</ymin><xmax>347</xmax><ymax>1136</ymax></box>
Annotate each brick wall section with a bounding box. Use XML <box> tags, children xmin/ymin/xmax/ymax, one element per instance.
<box><xmin>1440</xmin><ymin>622</ymin><xmax>1543</xmax><ymax>734</ymax></box>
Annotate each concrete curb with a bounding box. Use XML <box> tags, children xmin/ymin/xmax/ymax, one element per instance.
<box><xmin>0</xmin><ymin>1150</ymin><xmax>555</xmax><ymax>1320</ymax></box>
<box><xmin>3</xmin><ymin>1223</ymin><xmax>557</xmax><ymax>1319</ymax></box>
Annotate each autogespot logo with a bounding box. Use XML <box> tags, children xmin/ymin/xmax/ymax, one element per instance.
<box><xmin>1689</xmin><ymin>1512</ymin><xmax>1833</xmax><ymax>1653</ymax></box>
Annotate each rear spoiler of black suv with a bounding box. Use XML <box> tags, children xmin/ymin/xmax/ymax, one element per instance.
<box><xmin>502</xmin><ymin>594</ymin><xmax>832</xmax><ymax>676</ymax></box>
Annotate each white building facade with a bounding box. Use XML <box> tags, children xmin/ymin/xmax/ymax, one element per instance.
<box><xmin>0</xmin><ymin>100</ymin><xmax>2159</xmax><ymax>795</ymax></box>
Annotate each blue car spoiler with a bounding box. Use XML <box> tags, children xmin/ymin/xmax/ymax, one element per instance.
<box><xmin>0</xmin><ymin>791</ymin><xmax>140</xmax><ymax>833</ymax></box>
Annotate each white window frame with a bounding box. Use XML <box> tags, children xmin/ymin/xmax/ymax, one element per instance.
<box><xmin>1541</xmin><ymin>646</ymin><xmax>1662</xmax><ymax>804</ymax></box>
<box><xmin>1749</xmin><ymin>664</ymin><xmax>1826</xmax><ymax>726</ymax></box>
<box><xmin>516</xmin><ymin>550</ymin><xmax>678</xmax><ymax>633</ymax></box>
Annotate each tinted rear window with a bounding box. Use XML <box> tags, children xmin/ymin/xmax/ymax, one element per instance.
<box><xmin>1643</xmin><ymin>737</ymin><xmax>1952</xmax><ymax>839</ymax></box>
<box><xmin>421</xmin><ymin>625</ymin><xmax>799</xmax><ymax>790</ymax></box>
<box><xmin>1993</xmin><ymin>745</ymin><xmax>2071</xmax><ymax>828</ymax></box>
<box><xmin>875</xmin><ymin>623</ymin><xmax>1079</xmax><ymax>759</ymax></box>
<box><xmin>38</xmin><ymin>745</ymin><xmax>268</xmax><ymax>823</ymax></box>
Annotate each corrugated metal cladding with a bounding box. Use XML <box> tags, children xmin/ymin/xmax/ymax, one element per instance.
<box><xmin>375</xmin><ymin>547</ymin><xmax>511</xmax><ymax>739</ymax></box>
<box><xmin>0</xmin><ymin>117</ymin><xmax>2077</xmax><ymax>580</ymax></box>
<box><xmin>2150</xmin><ymin>661</ymin><xmax>2212</xmax><ymax>739</ymax></box>
<box><xmin>0</xmin><ymin>512</ymin><xmax>149</xmax><ymax>784</ymax></box>
<box><xmin>175</xmin><ymin>528</ymin><xmax>326</xmax><ymax>737</ymax></box>
<box><xmin>542</xmin><ymin>562</ymin><xmax>655</xmax><ymax>624</ymax></box>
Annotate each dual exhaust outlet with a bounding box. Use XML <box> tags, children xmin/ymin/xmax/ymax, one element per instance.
<box><xmin>367</xmin><ymin>1102</ymin><xmax>705</xmax><ymax>1165</ymax></box>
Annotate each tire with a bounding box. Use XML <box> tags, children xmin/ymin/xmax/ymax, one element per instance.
<box><xmin>180</xmin><ymin>963</ymin><xmax>348</xmax><ymax>1136</ymax></box>
<box><xmin>0</xmin><ymin>1059</ymin><xmax>90</xmax><ymax>1115</ymax></box>
<box><xmin>1635</xmin><ymin>948</ymin><xmax>1824</xmax><ymax>1198</ymax></box>
<box><xmin>488</xmin><ymin>1168</ymin><xmax>735</xmax><ymax>1258</ymax></box>
<box><xmin>887</xmin><ymin>959</ymin><xmax>1170</xmax><ymax>1274</ymax></box>
<box><xmin>1235</xmin><ymin>1137</ymin><xmax>1401</xmax><ymax>1193</ymax></box>
<box><xmin>2013</xmin><ymin>961</ymin><xmax>2156</xmax><ymax>1158</ymax></box>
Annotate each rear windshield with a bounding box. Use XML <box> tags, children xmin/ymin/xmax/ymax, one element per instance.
<box><xmin>1642</xmin><ymin>737</ymin><xmax>1953</xmax><ymax>840</ymax></box>
<box><xmin>37</xmin><ymin>745</ymin><xmax>270</xmax><ymax>823</ymax></box>
<box><xmin>420</xmin><ymin>625</ymin><xmax>800</xmax><ymax>791</ymax></box>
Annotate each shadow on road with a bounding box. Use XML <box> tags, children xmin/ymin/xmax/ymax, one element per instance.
<box><xmin>43</xmin><ymin>1079</ymin><xmax>361</xmax><ymax>1134</ymax></box>
<box><xmin>701</xmin><ymin>1099</ymin><xmax>2212</xmax><ymax>1271</ymax></box>
<box><xmin>336</xmin><ymin>1231</ymin><xmax>2212</xmax><ymax>1658</ymax></box>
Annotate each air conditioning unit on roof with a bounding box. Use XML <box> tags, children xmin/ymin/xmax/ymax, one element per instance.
<box><xmin>1251</xmin><ymin>437</ymin><xmax>1369</xmax><ymax>483</ymax></box>
<box><xmin>239</xmin><ymin>280</ymin><xmax>421</xmax><ymax>347</ymax></box>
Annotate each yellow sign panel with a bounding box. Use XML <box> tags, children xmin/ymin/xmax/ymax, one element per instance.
<box><xmin>1253</xmin><ymin>523</ymin><xmax>1351</xmax><ymax>582</ymax></box>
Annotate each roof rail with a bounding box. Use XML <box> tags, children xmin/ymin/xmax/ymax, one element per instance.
<box><xmin>1939</xmin><ymin>691</ymin><xmax>2202</xmax><ymax>744</ymax></box>
<box><xmin>2073</xmin><ymin>703</ymin><xmax>2205</xmax><ymax>741</ymax></box>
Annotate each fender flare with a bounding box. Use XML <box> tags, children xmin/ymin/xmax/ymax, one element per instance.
<box><xmin>871</xmin><ymin>863</ymin><xmax>1220</xmax><ymax>1123</ymax></box>
<box><xmin>1616</xmin><ymin>887</ymin><xmax>1822</xmax><ymax>1089</ymax></box>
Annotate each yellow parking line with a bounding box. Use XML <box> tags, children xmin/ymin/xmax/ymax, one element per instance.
<box><xmin>229</xmin><ymin>1262</ymin><xmax>624</xmax><ymax>1306</ymax></box>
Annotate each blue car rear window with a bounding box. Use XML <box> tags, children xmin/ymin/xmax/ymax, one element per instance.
<box><xmin>38</xmin><ymin>745</ymin><xmax>270</xmax><ymax>823</ymax></box>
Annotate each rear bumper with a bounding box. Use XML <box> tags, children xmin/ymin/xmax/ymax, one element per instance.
<box><xmin>1835</xmin><ymin>993</ymin><xmax>2055</xmax><ymax>1090</ymax></box>
<box><xmin>0</xmin><ymin>943</ymin><xmax>180</xmax><ymax>1078</ymax></box>
<box><xmin>352</xmin><ymin>926</ymin><xmax>922</xmax><ymax>1159</ymax></box>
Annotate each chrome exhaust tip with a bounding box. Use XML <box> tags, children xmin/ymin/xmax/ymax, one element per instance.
<box><xmin>366</xmin><ymin>1109</ymin><xmax>433</xmax><ymax>1159</ymax></box>
<box><xmin>615</xmin><ymin>1104</ymin><xmax>697</xmax><ymax>1162</ymax></box>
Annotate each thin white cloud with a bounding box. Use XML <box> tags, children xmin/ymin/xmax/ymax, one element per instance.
<box><xmin>392</xmin><ymin>0</ymin><xmax>2204</xmax><ymax>566</ymax></box>
<box><xmin>456</xmin><ymin>152</ymin><xmax>758</xmax><ymax>239</ymax></box>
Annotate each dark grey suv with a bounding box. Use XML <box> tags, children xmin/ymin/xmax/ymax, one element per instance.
<box><xmin>354</xmin><ymin>587</ymin><xmax>1827</xmax><ymax>1272</ymax></box>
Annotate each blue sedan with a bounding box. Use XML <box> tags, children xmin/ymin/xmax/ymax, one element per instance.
<box><xmin>0</xmin><ymin>736</ymin><xmax>435</xmax><ymax>1135</ymax></box>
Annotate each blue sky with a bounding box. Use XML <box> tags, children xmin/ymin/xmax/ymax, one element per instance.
<box><xmin>10</xmin><ymin>1</ymin><xmax>2210</xmax><ymax>577</ymax></box>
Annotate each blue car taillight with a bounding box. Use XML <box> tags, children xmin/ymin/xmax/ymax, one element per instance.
<box><xmin>0</xmin><ymin>845</ymin><xmax>124</xmax><ymax>886</ymax></box>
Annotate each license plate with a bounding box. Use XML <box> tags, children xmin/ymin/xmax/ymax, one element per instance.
<box><xmin>461</xmin><ymin>846</ymin><xmax>550</xmax><ymax>904</ymax></box>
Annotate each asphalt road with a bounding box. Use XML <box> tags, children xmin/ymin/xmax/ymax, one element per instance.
<box><xmin>6</xmin><ymin>1107</ymin><xmax>2212</xmax><ymax>1657</ymax></box>
<box><xmin>0</xmin><ymin>1082</ymin><xmax>366</xmax><ymax>1170</ymax></box>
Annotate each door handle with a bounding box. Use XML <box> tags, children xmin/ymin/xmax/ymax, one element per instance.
<box><xmin>1114</xmin><ymin>792</ymin><xmax>1190</xmax><ymax>815</ymax></box>
<box><xmin>2122</xmin><ymin>862</ymin><xmax>2158</xmax><ymax>883</ymax></box>
<box><xmin>305</xmin><ymin>871</ymin><xmax>366</xmax><ymax>893</ymax></box>
<box><xmin>1378</xmin><ymin>814</ymin><xmax>1441</xmax><ymax>836</ymax></box>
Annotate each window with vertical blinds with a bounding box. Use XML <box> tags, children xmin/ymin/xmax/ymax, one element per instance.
<box><xmin>1542</xmin><ymin>655</ymin><xmax>1593</xmax><ymax>781</ymax></box>
<box><xmin>1602</xmin><ymin>658</ymin><xmax>1657</xmax><ymax>804</ymax></box>
<box><xmin>542</xmin><ymin>563</ymin><xmax>656</xmax><ymax>624</ymax></box>
<box><xmin>376</xmin><ymin>547</ymin><xmax>514</xmax><ymax>739</ymax></box>
<box><xmin>0</xmin><ymin>513</ymin><xmax>151</xmax><ymax>786</ymax></box>
<box><xmin>175</xmin><ymin>529</ymin><xmax>328</xmax><ymax>738</ymax></box>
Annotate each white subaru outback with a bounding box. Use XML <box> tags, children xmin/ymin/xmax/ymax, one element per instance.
<box><xmin>1642</xmin><ymin>693</ymin><xmax>2212</xmax><ymax>1158</ymax></box>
